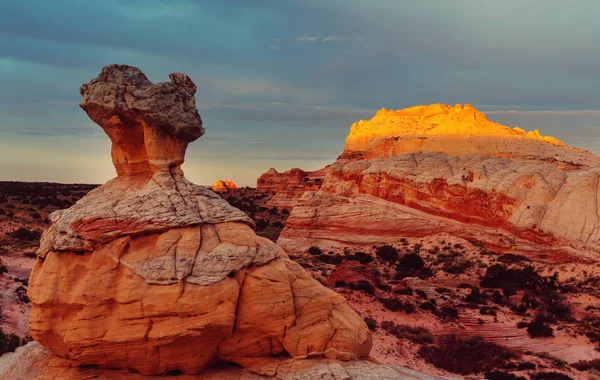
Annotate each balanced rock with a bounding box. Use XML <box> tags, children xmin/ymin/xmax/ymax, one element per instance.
<box><xmin>212</xmin><ymin>179</ymin><xmax>237</xmax><ymax>192</ymax></box>
<box><xmin>27</xmin><ymin>65</ymin><xmax>371</xmax><ymax>376</ymax></box>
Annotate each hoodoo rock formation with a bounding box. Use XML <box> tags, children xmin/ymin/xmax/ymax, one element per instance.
<box><xmin>25</xmin><ymin>65</ymin><xmax>372</xmax><ymax>377</ymax></box>
<box><xmin>212</xmin><ymin>179</ymin><xmax>237</xmax><ymax>192</ymax></box>
<box><xmin>276</xmin><ymin>104</ymin><xmax>600</xmax><ymax>261</ymax></box>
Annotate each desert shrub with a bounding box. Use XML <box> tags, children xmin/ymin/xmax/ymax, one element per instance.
<box><xmin>434</xmin><ymin>287</ymin><xmax>452</xmax><ymax>294</ymax></box>
<box><xmin>395</xmin><ymin>253</ymin><xmax>432</xmax><ymax>280</ymax></box>
<box><xmin>484</xmin><ymin>371</ymin><xmax>525</xmax><ymax>380</ymax></box>
<box><xmin>465</xmin><ymin>287</ymin><xmax>485</xmax><ymax>304</ymax></box>
<box><xmin>394</xmin><ymin>287</ymin><xmax>413</xmax><ymax>296</ymax></box>
<box><xmin>402</xmin><ymin>303</ymin><xmax>416</xmax><ymax>314</ymax></box>
<box><xmin>543</xmin><ymin>293</ymin><xmax>572</xmax><ymax>322</ymax></box>
<box><xmin>348</xmin><ymin>280</ymin><xmax>375</xmax><ymax>295</ymax></box>
<box><xmin>516</xmin><ymin>321</ymin><xmax>529</xmax><ymax>329</ymax></box>
<box><xmin>346</xmin><ymin>251</ymin><xmax>373</xmax><ymax>265</ymax></box>
<box><xmin>397</xmin><ymin>252</ymin><xmax>424</xmax><ymax>271</ymax></box>
<box><xmin>516</xmin><ymin>361</ymin><xmax>536</xmax><ymax>370</ymax></box>
<box><xmin>334</xmin><ymin>280</ymin><xmax>346</xmax><ymax>288</ymax></box>
<box><xmin>0</xmin><ymin>209</ymin><xmax>5</xmax><ymax>215</ymax></box>
<box><xmin>502</xmin><ymin>284</ymin><xmax>518</xmax><ymax>298</ymax></box>
<box><xmin>15</xmin><ymin>286</ymin><xmax>29</xmax><ymax>303</ymax></box>
<box><xmin>531</xmin><ymin>372</ymin><xmax>573</xmax><ymax>380</ymax></box>
<box><xmin>443</xmin><ymin>259</ymin><xmax>475</xmax><ymax>274</ymax></box>
<box><xmin>497</xmin><ymin>253</ymin><xmax>529</xmax><ymax>264</ymax></box>
<box><xmin>381</xmin><ymin>322</ymin><xmax>433</xmax><ymax>344</ymax></box>
<box><xmin>527</xmin><ymin>315</ymin><xmax>553</xmax><ymax>337</ymax></box>
<box><xmin>480</xmin><ymin>264</ymin><xmax>557</xmax><ymax>292</ymax></box>
<box><xmin>376</xmin><ymin>245</ymin><xmax>399</xmax><ymax>263</ymax></box>
<box><xmin>281</xmin><ymin>208</ymin><xmax>289</xmax><ymax>215</ymax></box>
<box><xmin>441</xmin><ymin>305</ymin><xmax>459</xmax><ymax>320</ymax></box>
<box><xmin>23</xmin><ymin>251</ymin><xmax>37</xmax><ymax>259</ymax></box>
<box><xmin>0</xmin><ymin>265</ymin><xmax>7</xmax><ymax>275</ymax></box>
<box><xmin>9</xmin><ymin>228</ymin><xmax>41</xmax><ymax>242</ymax></box>
<box><xmin>364</xmin><ymin>317</ymin><xmax>377</xmax><ymax>331</ymax></box>
<box><xmin>480</xmin><ymin>306</ymin><xmax>498</xmax><ymax>316</ymax></box>
<box><xmin>418</xmin><ymin>335</ymin><xmax>519</xmax><ymax>375</ymax></box>
<box><xmin>0</xmin><ymin>330</ymin><xmax>22</xmax><ymax>355</ymax></box>
<box><xmin>580</xmin><ymin>317</ymin><xmax>600</xmax><ymax>347</ymax></box>
<box><xmin>379</xmin><ymin>297</ymin><xmax>402</xmax><ymax>311</ymax></box>
<box><xmin>317</xmin><ymin>254</ymin><xmax>344</xmax><ymax>265</ymax></box>
<box><xmin>415</xmin><ymin>289</ymin><xmax>428</xmax><ymax>300</ymax></box>
<box><xmin>457</xmin><ymin>283</ymin><xmax>472</xmax><ymax>289</ymax></box>
<box><xmin>420</xmin><ymin>302</ymin><xmax>436</xmax><ymax>311</ymax></box>
<box><xmin>572</xmin><ymin>358</ymin><xmax>600</xmax><ymax>371</ymax></box>
<box><xmin>255</xmin><ymin>218</ymin><xmax>268</xmax><ymax>231</ymax></box>
<box><xmin>376</xmin><ymin>283</ymin><xmax>391</xmax><ymax>292</ymax></box>
<box><xmin>308</xmin><ymin>246</ymin><xmax>322</xmax><ymax>255</ymax></box>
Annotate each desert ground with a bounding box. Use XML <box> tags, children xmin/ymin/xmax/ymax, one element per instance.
<box><xmin>1</xmin><ymin>181</ymin><xmax>599</xmax><ymax>379</ymax></box>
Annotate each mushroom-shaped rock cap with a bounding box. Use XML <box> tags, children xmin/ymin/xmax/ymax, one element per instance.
<box><xmin>80</xmin><ymin>64</ymin><xmax>205</xmax><ymax>177</ymax></box>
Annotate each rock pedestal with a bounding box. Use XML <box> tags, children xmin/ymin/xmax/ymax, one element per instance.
<box><xmin>27</xmin><ymin>65</ymin><xmax>372</xmax><ymax>375</ymax></box>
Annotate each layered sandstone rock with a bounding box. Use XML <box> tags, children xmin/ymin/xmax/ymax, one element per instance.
<box><xmin>26</xmin><ymin>65</ymin><xmax>371</xmax><ymax>376</ymax></box>
<box><xmin>212</xmin><ymin>179</ymin><xmax>237</xmax><ymax>192</ymax></box>
<box><xmin>0</xmin><ymin>342</ymin><xmax>450</xmax><ymax>380</ymax></box>
<box><xmin>279</xmin><ymin>152</ymin><xmax>600</xmax><ymax>261</ymax></box>
<box><xmin>341</xmin><ymin>104</ymin><xmax>600</xmax><ymax>170</ymax></box>
<box><xmin>257</xmin><ymin>166</ymin><xmax>329</xmax><ymax>209</ymax></box>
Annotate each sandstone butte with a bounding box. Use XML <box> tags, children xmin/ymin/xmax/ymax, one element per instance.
<box><xmin>0</xmin><ymin>64</ymin><xmax>433</xmax><ymax>380</ymax></box>
<box><xmin>269</xmin><ymin>104</ymin><xmax>600</xmax><ymax>262</ymax></box>
<box><xmin>257</xmin><ymin>166</ymin><xmax>330</xmax><ymax>210</ymax></box>
<box><xmin>212</xmin><ymin>179</ymin><xmax>237</xmax><ymax>192</ymax></box>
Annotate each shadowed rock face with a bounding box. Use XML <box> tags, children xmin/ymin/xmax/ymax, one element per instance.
<box><xmin>27</xmin><ymin>65</ymin><xmax>372</xmax><ymax>376</ymax></box>
<box><xmin>80</xmin><ymin>64</ymin><xmax>205</xmax><ymax>178</ymax></box>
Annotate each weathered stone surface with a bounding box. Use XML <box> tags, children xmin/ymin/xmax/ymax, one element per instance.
<box><xmin>279</xmin><ymin>153</ymin><xmax>600</xmax><ymax>261</ymax></box>
<box><xmin>80</xmin><ymin>64</ymin><xmax>205</xmax><ymax>178</ymax></box>
<box><xmin>0</xmin><ymin>342</ymin><xmax>453</xmax><ymax>380</ymax></box>
<box><xmin>257</xmin><ymin>166</ymin><xmax>330</xmax><ymax>209</ymax></box>
<box><xmin>212</xmin><ymin>179</ymin><xmax>237</xmax><ymax>192</ymax></box>
<box><xmin>25</xmin><ymin>65</ymin><xmax>372</xmax><ymax>376</ymax></box>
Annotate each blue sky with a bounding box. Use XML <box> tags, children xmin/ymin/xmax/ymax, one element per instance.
<box><xmin>0</xmin><ymin>0</ymin><xmax>599</xmax><ymax>185</ymax></box>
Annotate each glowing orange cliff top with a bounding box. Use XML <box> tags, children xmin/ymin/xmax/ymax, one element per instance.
<box><xmin>347</xmin><ymin>103</ymin><xmax>563</xmax><ymax>146</ymax></box>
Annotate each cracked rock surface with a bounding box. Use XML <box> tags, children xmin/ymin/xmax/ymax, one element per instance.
<box><xmin>26</xmin><ymin>65</ymin><xmax>372</xmax><ymax>376</ymax></box>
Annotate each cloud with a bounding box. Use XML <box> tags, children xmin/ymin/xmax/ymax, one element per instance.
<box><xmin>296</xmin><ymin>36</ymin><xmax>318</xmax><ymax>42</ymax></box>
<box><xmin>268</xmin><ymin>45</ymin><xmax>281</xmax><ymax>50</ymax></box>
<box><xmin>485</xmin><ymin>110</ymin><xmax>600</xmax><ymax>116</ymax></box>
<box><xmin>323</xmin><ymin>35</ymin><xmax>348</xmax><ymax>42</ymax></box>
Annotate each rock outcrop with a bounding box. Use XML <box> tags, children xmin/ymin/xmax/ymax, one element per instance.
<box><xmin>279</xmin><ymin>152</ymin><xmax>600</xmax><ymax>261</ymax></box>
<box><xmin>273</xmin><ymin>104</ymin><xmax>600</xmax><ymax>261</ymax></box>
<box><xmin>212</xmin><ymin>179</ymin><xmax>237</xmax><ymax>192</ymax></box>
<box><xmin>257</xmin><ymin>167</ymin><xmax>329</xmax><ymax>209</ymax></box>
<box><xmin>341</xmin><ymin>104</ymin><xmax>600</xmax><ymax>171</ymax></box>
<box><xmin>26</xmin><ymin>65</ymin><xmax>372</xmax><ymax>376</ymax></box>
<box><xmin>0</xmin><ymin>342</ymin><xmax>452</xmax><ymax>380</ymax></box>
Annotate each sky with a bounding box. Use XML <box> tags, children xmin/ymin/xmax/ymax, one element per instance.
<box><xmin>0</xmin><ymin>0</ymin><xmax>599</xmax><ymax>186</ymax></box>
